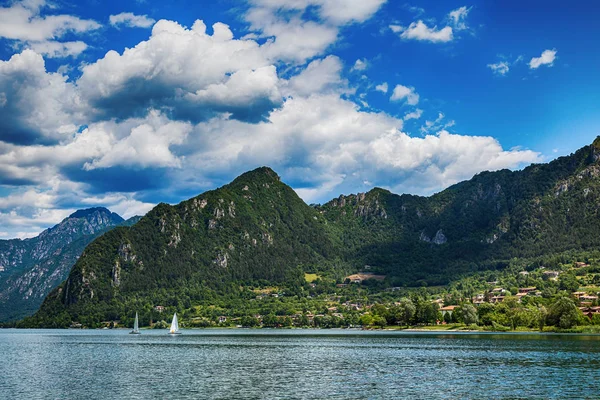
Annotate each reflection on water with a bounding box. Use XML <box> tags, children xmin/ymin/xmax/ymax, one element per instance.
<box><xmin>1</xmin><ymin>329</ymin><xmax>599</xmax><ymax>399</ymax></box>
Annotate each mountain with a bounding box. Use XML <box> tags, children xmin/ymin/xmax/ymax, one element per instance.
<box><xmin>0</xmin><ymin>208</ymin><xmax>139</xmax><ymax>322</ymax></box>
<box><xmin>25</xmin><ymin>139</ymin><xmax>600</xmax><ymax>327</ymax></box>
<box><xmin>318</xmin><ymin>137</ymin><xmax>600</xmax><ymax>285</ymax></box>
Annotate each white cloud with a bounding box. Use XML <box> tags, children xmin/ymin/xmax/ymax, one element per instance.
<box><xmin>284</xmin><ymin>56</ymin><xmax>347</xmax><ymax>97</ymax></box>
<box><xmin>245</xmin><ymin>0</ymin><xmax>386</xmax><ymax>63</ymax></box>
<box><xmin>82</xmin><ymin>111</ymin><xmax>192</xmax><ymax>170</ymax></box>
<box><xmin>529</xmin><ymin>49</ymin><xmax>557</xmax><ymax>69</ymax></box>
<box><xmin>390</xmin><ymin>84</ymin><xmax>419</xmax><ymax>105</ymax></box>
<box><xmin>403</xmin><ymin>108</ymin><xmax>423</xmax><ymax>121</ymax></box>
<box><xmin>0</xmin><ymin>50</ymin><xmax>84</xmax><ymax>145</ymax></box>
<box><xmin>77</xmin><ymin>19</ymin><xmax>279</xmax><ymax>122</ymax></box>
<box><xmin>27</xmin><ymin>40</ymin><xmax>88</xmax><ymax>58</ymax></box>
<box><xmin>420</xmin><ymin>112</ymin><xmax>455</xmax><ymax>134</ymax></box>
<box><xmin>488</xmin><ymin>61</ymin><xmax>510</xmax><ymax>76</ymax></box>
<box><xmin>351</xmin><ymin>58</ymin><xmax>368</xmax><ymax>71</ymax></box>
<box><xmin>0</xmin><ymin>1</ymin><xmax>100</xmax><ymax>42</ymax></box>
<box><xmin>109</xmin><ymin>12</ymin><xmax>156</xmax><ymax>29</ymax></box>
<box><xmin>375</xmin><ymin>82</ymin><xmax>388</xmax><ymax>93</ymax></box>
<box><xmin>392</xmin><ymin>21</ymin><xmax>453</xmax><ymax>43</ymax></box>
<box><xmin>448</xmin><ymin>6</ymin><xmax>471</xmax><ymax>31</ymax></box>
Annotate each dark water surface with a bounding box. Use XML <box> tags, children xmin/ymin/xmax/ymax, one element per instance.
<box><xmin>1</xmin><ymin>329</ymin><xmax>599</xmax><ymax>399</ymax></box>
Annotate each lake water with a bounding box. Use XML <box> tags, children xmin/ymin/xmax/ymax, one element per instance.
<box><xmin>1</xmin><ymin>329</ymin><xmax>599</xmax><ymax>399</ymax></box>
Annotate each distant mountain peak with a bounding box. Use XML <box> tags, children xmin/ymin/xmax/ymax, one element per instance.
<box><xmin>68</xmin><ymin>207</ymin><xmax>120</xmax><ymax>220</ymax></box>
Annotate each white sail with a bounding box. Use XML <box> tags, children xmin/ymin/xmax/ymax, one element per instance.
<box><xmin>170</xmin><ymin>313</ymin><xmax>180</xmax><ymax>334</ymax></box>
<box><xmin>130</xmin><ymin>312</ymin><xmax>141</xmax><ymax>334</ymax></box>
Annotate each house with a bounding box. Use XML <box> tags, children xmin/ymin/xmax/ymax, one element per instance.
<box><xmin>432</xmin><ymin>299</ymin><xmax>444</xmax><ymax>307</ymax></box>
<box><xmin>440</xmin><ymin>305</ymin><xmax>459</xmax><ymax>317</ymax></box>
<box><xmin>492</xmin><ymin>288</ymin><xmax>506</xmax><ymax>294</ymax></box>
<box><xmin>543</xmin><ymin>270</ymin><xmax>560</xmax><ymax>280</ymax></box>
<box><xmin>336</xmin><ymin>283</ymin><xmax>348</xmax><ymax>288</ymax></box>
<box><xmin>516</xmin><ymin>293</ymin><xmax>528</xmax><ymax>302</ymax></box>
<box><xmin>472</xmin><ymin>294</ymin><xmax>485</xmax><ymax>306</ymax></box>
<box><xmin>574</xmin><ymin>262</ymin><xmax>590</xmax><ymax>268</ymax></box>
<box><xmin>580</xmin><ymin>295</ymin><xmax>598</xmax><ymax>302</ymax></box>
<box><xmin>518</xmin><ymin>287</ymin><xmax>537</xmax><ymax>294</ymax></box>
<box><xmin>490</xmin><ymin>296</ymin><xmax>505</xmax><ymax>304</ymax></box>
<box><xmin>579</xmin><ymin>306</ymin><xmax>600</xmax><ymax>319</ymax></box>
<box><xmin>345</xmin><ymin>273</ymin><xmax>386</xmax><ymax>283</ymax></box>
<box><xmin>519</xmin><ymin>271</ymin><xmax>529</xmax><ymax>276</ymax></box>
<box><xmin>154</xmin><ymin>305</ymin><xmax>165</xmax><ymax>313</ymax></box>
<box><xmin>218</xmin><ymin>316</ymin><xmax>227</xmax><ymax>323</ymax></box>
<box><xmin>572</xmin><ymin>292</ymin><xmax>586</xmax><ymax>299</ymax></box>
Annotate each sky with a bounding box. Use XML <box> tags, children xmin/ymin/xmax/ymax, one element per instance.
<box><xmin>0</xmin><ymin>0</ymin><xmax>599</xmax><ymax>239</ymax></box>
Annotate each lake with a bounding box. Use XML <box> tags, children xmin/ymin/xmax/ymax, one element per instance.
<box><xmin>1</xmin><ymin>329</ymin><xmax>599</xmax><ymax>399</ymax></box>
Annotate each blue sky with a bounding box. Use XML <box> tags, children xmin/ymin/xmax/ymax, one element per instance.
<box><xmin>0</xmin><ymin>0</ymin><xmax>598</xmax><ymax>238</ymax></box>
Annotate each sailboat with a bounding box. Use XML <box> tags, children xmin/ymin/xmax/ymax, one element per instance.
<box><xmin>130</xmin><ymin>312</ymin><xmax>141</xmax><ymax>334</ymax></box>
<box><xmin>169</xmin><ymin>312</ymin><xmax>181</xmax><ymax>335</ymax></box>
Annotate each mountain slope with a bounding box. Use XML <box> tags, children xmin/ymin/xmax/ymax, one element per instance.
<box><xmin>26</xmin><ymin>138</ymin><xmax>600</xmax><ymax>327</ymax></box>
<box><xmin>0</xmin><ymin>208</ymin><xmax>137</xmax><ymax>322</ymax></box>
<box><xmin>318</xmin><ymin>138</ymin><xmax>600</xmax><ymax>284</ymax></box>
<box><xmin>27</xmin><ymin>168</ymin><xmax>339</xmax><ymax>327</ymax></box>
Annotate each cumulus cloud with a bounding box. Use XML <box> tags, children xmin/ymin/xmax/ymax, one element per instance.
<box><xmin>391</xmin><ymin>21</ymin><xmax>453</xmax><ymax>43</ymax></box>
<box><xmin>77</xmin><ymin>20</ymin><xmax>280</xmax><ymax>123</ymax></box>
<box><xmin>0</xmin><ymin>50</ymin><xmax>84</xmax><ymax>145</ymax></box>
<box><xmin>390</xmin><ymin>84</ymin><xmax>419</xmax><ymax>105</ymax></box>
<box><xmin>27</xmin><ymin>40</ymin><xmax>88</xmax><ymax>58</ymax></box>
<box><xmin>283</xmin><ymin>56</ymin><xmax>347</xmax><ymax>97</ymax></box>
<box><xmin>375</xmin><ymin>82</ymin><xmax>388</xmax><ymax>93</ymax></box>
<box><xmin>488</xmin><ymin>61</ymin><xmax>510</xmax><ymax>76</ymax></box>
<box><xmin>82</xmin><ymin>111</ymin><xmax>191</xmax><ymax>171</ymax></box>
<box><xmin>351</xmin><ymin>58</ymin><xmax>368</xmax><ymax>71</ymax></box>
<box><xmin>109</xmin><ymin>12</ymin><xmax>156</xmax><ymax>28</ymax></box>
<box><xmin>403</xmin><ymin>108</ymin><xmax>423</xmax><ymax>121</ymax></box>
<box><xmin>529</xmin><ymin>49</ymin><xmax>557</xmax><ymax>69</ymax></box>
<box><xmin>0</xmin><ymin>1</ymin><xmax>100</xmax><ymax>42</ymax></box>
<box><xmin>245</xmin><ymin>0</ymin><xmax>386</xmax><ymax>62</ymax></box>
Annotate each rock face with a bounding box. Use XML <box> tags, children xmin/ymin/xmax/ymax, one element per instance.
<box><xmin>0</xmin><ymin>208</ymin><xmax>137</xmax><ymax>322</ymax></box>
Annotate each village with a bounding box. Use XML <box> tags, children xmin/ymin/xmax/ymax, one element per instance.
<box><xmin>135</xmin><ymin>259</ymin><xmax>600</xmax><ymax>332</ymax></box>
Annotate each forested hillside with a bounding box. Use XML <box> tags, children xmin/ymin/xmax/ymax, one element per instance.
<box><xmin>24</xmin><ymin>138</ymin><xmax>600</xmax><ymax>327</ymax></box>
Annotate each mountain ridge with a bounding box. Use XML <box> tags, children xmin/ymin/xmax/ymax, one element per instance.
<box><xmin>24</xmin><ymin>137</ymin><xmax>600</xmax><ymax>327</ymax></box>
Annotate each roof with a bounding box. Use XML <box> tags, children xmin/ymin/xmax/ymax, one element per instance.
<box><xmin>345</xmin><ymin>273</ymin><xmax>386</xmax><ymax>281</ymax></box>
<box><xmin>440</xmin><ymin>305</ymin><xmax>459</xmax><ymax>311</ymax></box>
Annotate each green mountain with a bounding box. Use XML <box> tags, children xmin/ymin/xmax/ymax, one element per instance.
<box><xmin>318</xmin><ymin>137</ymin><xmax>600</xmax><ymax>285</ymax></box>
<box><xmin>0</xmin><ymin>208</ymin><xmax>139</xmax><ymax>322</ymax></box>
<box><xmin>25</xmin><ymin>139</ymin><xmax>600</xmax><ymax>327</ymax></box>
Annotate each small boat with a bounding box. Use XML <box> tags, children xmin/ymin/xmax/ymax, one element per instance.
<box><xmin>169</xmin><ymin>312</ymin><xmax>181</xmax><ymax>335</ymax></box>
<box><xmin>130</xmin><ymin>312</ymin><xmax>141</xmax><ymax>334</ymax></box>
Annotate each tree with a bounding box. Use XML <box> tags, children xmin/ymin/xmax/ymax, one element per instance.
<box><xmin>477</xmin><ymin>303</ymin><xmax>495</xmax><ymax>326</ymax></box>
<box><xmin>373</xmin><ymin>315</ymin><xmax>387</xmax><ymax>327</ymax></box>
<box><xmin>558</xmin><ymin>274</ymin><xmax>579</xmax><ymax>292</ymax></box>
<box><xmin>537</xmin><ymin>305</ymin><xmax>548</xmax><ymax>331</ymax></box>
<box><xmin>359</xmin><ymin>314</ymin><xmax>374</xmax><ymax>326</ymax></box>
<box><xmin>461</xmin><ymin>304</ymin><xmax>478</xmax><ymax>325</ymax></box>
<box><xmin>547</xmin><ymin>297</ymin><xmax>581</xmax><ymax>329</ymax></box>
<box><xmin>396</xmin><ymin>298</ymin><xmax>416</xmax><ymax>326</ymax></box>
